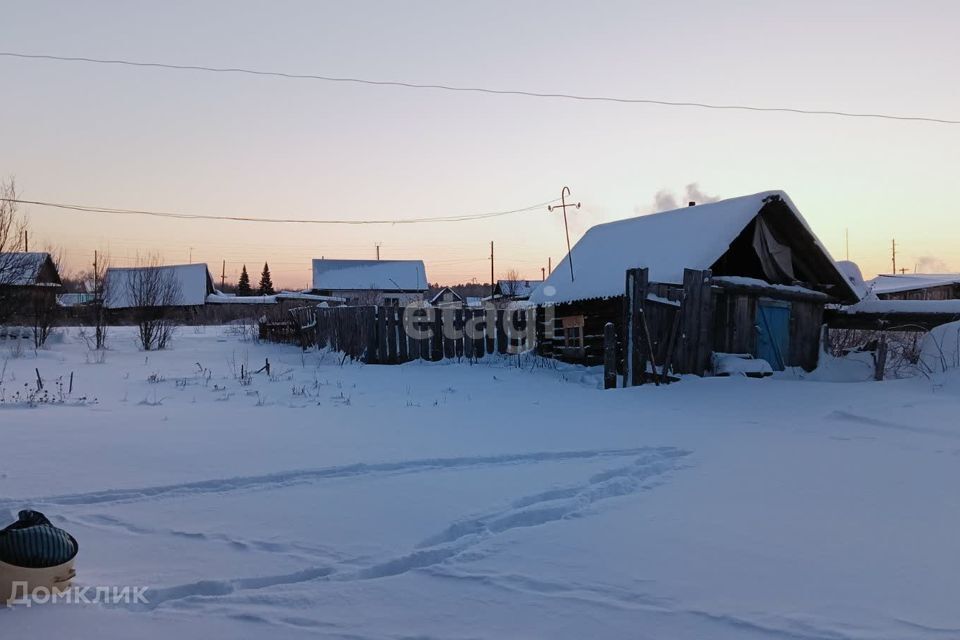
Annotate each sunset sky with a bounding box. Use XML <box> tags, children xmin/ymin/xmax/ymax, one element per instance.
<box><xmin>2</xmin><ymin>1</ymin><xmax>958</xmax><ymax>288</ymax></box>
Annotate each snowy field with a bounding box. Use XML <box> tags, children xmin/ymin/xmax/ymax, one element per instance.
<box><xmin>2</xmin><ymin>326</ymin><xmax>960</xmax><ymax>639</ymax></box>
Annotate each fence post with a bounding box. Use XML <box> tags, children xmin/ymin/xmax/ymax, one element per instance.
<box><xmin>680</xmin><ymin>269</ymin><xmax>714</xmax><ymax>375</ymax></box>
<box><xmin>603</xmin><ymin>322</ymin><xmax>617</xmax><ymax>389</ymax></box>
<box><xmin>386</xmin><ymin>306</ymin><xmax>399</xmax><ymax>363</ymax></box>
<box><xmin>625</xmin><ymin>267</ymin><xmax>649</xmax><ymax>386</ymax></box>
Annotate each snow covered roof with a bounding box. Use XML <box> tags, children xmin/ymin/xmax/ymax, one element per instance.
<box><xmin>104</xmin><ymin>263</ymin><xmax>214</xmax><ymax>309</ymax></box>
<box><xmin>0</xmin><ymin>252</ymin><xmax>61</xmax><ymax>287</ymax></box>
<box><xmin>312</xmin><ymin>259</ymin><xmax>428</xmax><ymax>292</ymax></box>
<box><xmin>868</xmin><ymin>273</ymin><xmax>960</xmax><ymax>296</ymax></box>
<box><xmin>495</xmin><ymin>280</ymin><xmax>543</xmax><ymax>298</ymax></box>
<box><xmin>529</xmin><ymin>190</ymin><xmax>856</xmax><ymax>305</ymax></box>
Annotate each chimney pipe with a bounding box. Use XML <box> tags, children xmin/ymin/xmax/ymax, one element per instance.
<box><xmin>688</xmin><ymin>201</ymin><xmax>696</xmax><ymax>207</ymax></box>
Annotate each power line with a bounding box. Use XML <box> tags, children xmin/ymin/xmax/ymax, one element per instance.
<box><xmin>1</xmin><ymin>51</ymin><xmax>957</xmax><ymax>126</ymax></box>
<box><xmin>1</xmin><ymin>197</ymin><xmax>557</xmax><ymax>225</ymax></box>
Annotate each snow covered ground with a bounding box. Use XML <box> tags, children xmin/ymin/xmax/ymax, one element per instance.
<box><xmin>2</xmin><ymin>326</ymin><xmax>960</xmax><ymax>639</ymax></box>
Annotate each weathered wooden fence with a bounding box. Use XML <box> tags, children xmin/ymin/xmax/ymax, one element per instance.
<box><xmin>618</xmin><ymin>267</ymin><xmax>713</xmax><ymax>387</ymax></box>
<box><xmin>262</xmin><ymin>304</ymin><xmax>537</xmax><ymax>364</ymax></box>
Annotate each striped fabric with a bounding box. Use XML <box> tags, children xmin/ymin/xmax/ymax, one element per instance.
<box><xmin>0</xmin><ymin>510</ymin><xmax>77</xmax><ymax>569</ymax></box>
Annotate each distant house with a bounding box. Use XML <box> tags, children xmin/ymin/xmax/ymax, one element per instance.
<box><xmin>311</xmin><ymin>259</ymin><xmax>428</xmax><ymax>306</ymax></box>
<box><xmin>429</xmin><ymin>287</ymin><xmax>464</xmax><ymax>308</ymax></box>
<box><xmin>867</xmin><ymin>274</ymin><xmax>960</xmax><ymax>301</ymax></box>
<box><xmin>529</xmin><ymin>191</ymin><xmax>859</xmax><ymax>373</ymax></box>
<box><xmin>0</xmin><ymin>252</ymin><xmax>63</xmax><ymax>323</ymax></box>
<box><xmin>0</xmin><ymin>252</ymin><xmax>62</xmax><ymax>290</ymax></box>
<box><xmin>493</xmin><ymin>279</ymin><xmax>542</xmax><ymax>301</ymax></box>
<box><xmin>104</xmin><ymin>263</ymin><xmax>215</xmax><ymax>309</ymax></box>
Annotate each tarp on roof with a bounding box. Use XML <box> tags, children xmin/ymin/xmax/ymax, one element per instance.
<box><xmin>312</xmin><ymin>259</ymin><xmax>427</xmax><ymax>291</ymax></box>
<box><xmin>104</xmin><ymin>263</ymin><xmax>214</xmax><ymax>309</ymax></box>
<box><xmin>529</xmin><ymin>190</ymin><xmax>855</xmax><ymax>305</ymax></box>
<box><xmin>868</xmin><ymin>273</ymin><xmax>960</xmax><ymax>296</ymax></box>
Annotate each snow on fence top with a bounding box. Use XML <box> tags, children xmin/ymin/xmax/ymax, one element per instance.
<box><xmin>311</xmin><ymin>259</ymin><xmax>428</xmax><ymax>292</ymax></box>
<box><xmin>104</xmin><ymin>263</ymin><xmax>214</xmax><ymax>309</ymax></box>
<box><xmin>529</xmin><ymin>190</ymin><xmax>851</xmax><ymax>305</ymax></box>
<box><xmin>868</xmin><ymin>273</ymin><xmax>960</xmax><ymax>296</ymax></box>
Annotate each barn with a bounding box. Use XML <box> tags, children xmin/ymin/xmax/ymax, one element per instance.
<box><xmin>528</xmin><ymin>191</ymin><xmax>860</xmax><ymax>375</ymax></box>
<box><xmin>311</xmin><ymin>259</ymin><xmax>428</xmax><ymax>306</ymax></box>
<box><xmin>104</xmin><ymin>263</ymin><xmax>215</xmax><ymax>310</ymax></box>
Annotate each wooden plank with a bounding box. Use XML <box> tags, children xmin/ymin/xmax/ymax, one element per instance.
<box><xmin>659</xmin><ymin>309</ymin><xmax>681</xmax><ymax>384</ymax></box>
<box><xmin>442</xmin><ymin>308</ymin><xmax>456</xmax><ymax>360</ymax></box>
<box><xmin>603</xmin><ymin>322</ymin><xmax>617</xmax><ymax>389</ymax></box>
<box><xmin>695</xmin><ymin>270</ymin><xmax>714</xmax><ymax>375</ymax></box>
<box><xmin>455</xmin><ymin>308</ymin><xmax>466</xmax><ymax>359</ymax></box>
<box><xmin>376</xmin><ymin>306</ymin><xmax>388</xmax><ymax>364</ymax></box>
<box><xmin>364</xmin><ymin>307</ymin><xmax>378</xmax><ymax>363</ymax></box>
<box><xmin>397</xmin><ymin>306</ymin><xmax>409</xmax><ymax>362</ymax></box>
<box><xmin>622</xmin><ymin>271</ymin><xmax>632</xmax><ymax>387</ymax></box>
<box><xmin>485</xmin><ymin>306</ymin><xmax>496</xmax><ymax>354</ymax></box>
<box><xmin>386</xmin><ymin>306</ymin><xmax>399</xmax><ymax>363</ymax></box>
<box><xmin>432</xmin><ymin>308</ymin><xmax>444</xmax><ymax>361</ymax></box>
<box><xmin>629</xmin><ymin>268</ymin><xmax>649</xmax><ymax>386</ymax></box>
<box><xmin>496</xmin><ymin>309</ymin><xmax>507</xmax><ymax>354</ymax></box>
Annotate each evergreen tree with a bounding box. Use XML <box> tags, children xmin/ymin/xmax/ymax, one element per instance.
<box><xmin>237</xmin><ymin>265</ymin><xmax>252</xmax><ymax>296</ymax></box>
<box><xmin>258</xmin><ymin>262</ymin><xmax>275</xmax><ymax>296</ymax></box>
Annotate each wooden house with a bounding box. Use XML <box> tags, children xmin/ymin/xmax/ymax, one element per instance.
<box><xmin>0</xmin><ymin>252</ymin><xmax>63</xmax><ymax>323</ymax></box>
<box><xmin>867</xmin><ymin>274</ymin><xmax>960</xmax><ymax>301</ymax></box>
<box><xmin>528</xmin><ymin>191</ymin><xmax>860</xmax><ymax>374</ymax></box>
<box><xmin>311</xmin><ymin>259</ymin><xmax>428</xmax><ymax>306</ymax></box>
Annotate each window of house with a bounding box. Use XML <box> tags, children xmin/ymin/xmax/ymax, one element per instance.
<box><xmin>557</xmin><ymin>315</ymin><xmax>585</xmax><ymax>355</ymax></box>
<box><xmin>382</xmin><ymin>296</ymin><xmax>401</xmax><ymax>307</ymax></box>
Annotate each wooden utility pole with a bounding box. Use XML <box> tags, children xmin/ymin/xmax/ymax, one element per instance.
<box><xmin>541</xmin><ymin>267</ymin><xmax>545</xmax><ymax>280</ymax></box>
<box><xmin>221</xmin><ymin>260</ymin><xmax>226</xmax><ymax>289</ymax></box>
<box><xmin>375</xmin><ymin>243</ymin><xmax>382</xmax><ymax>260</ymax></box>
<box><xmin>93</xmin><ymin>250</ymin><xmax>98</xmax><ymax>294</ymax></box>
<box><xmin>548</xmin><ymin>187</ymin><xmax>579</xmax><ymax>282</ymax></box>
<box><xmin>548</xmin><ymin>257</ymin><xmax>551</xmax><ymax>275</ymax></box>
<box><xmin>490</xmin><ymin>241</ymin><xmax>495</xmax><ymax>299</ymax></box>
<box><xmin>891</xmin><ymin>238</ymin><xmax>897</xmax><ymax>274</ymax></box>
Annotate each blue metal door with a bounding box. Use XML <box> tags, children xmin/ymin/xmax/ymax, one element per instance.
<box><xmin>756</xmin><ymin>301</ymin><xmax>790</xmax><ymax>370</ymax></box>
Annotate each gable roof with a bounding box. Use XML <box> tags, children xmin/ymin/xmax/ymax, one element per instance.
<box><xmin>312</xmin><ymin>259</ymin><xmax>427</xmax><ymax>292</ymax></box>
<box><xmin>529</xmin><ymin>190</ymin><xmax>857</xmax><ymax>305</ymax></box>
<box><xmin>104</xmin><ymin>263</ymin><xmax>215</xmax><ymax>309</ymax></box>
<box><xmin>868</xmin><ymin>273</ymin><xmax>960</xmax><ymax>296</ymax></box>
<box><xmin>429</xmin><ymin>287</ymin><xmax>464</xmax><ymax>305</ymax></box>
<box><xmin>0</xmin><ymin>252</ymin><xmax>61</xmax><ymax>287</ymax></box>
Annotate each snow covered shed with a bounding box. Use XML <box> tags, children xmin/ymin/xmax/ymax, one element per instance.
<box><xmin>311</xmin><ymin>259</ymin><xmax>428</xmax><ymax>306</ymax></box>
<box><xmin>0</xmin><ymin>252</ymin><xmax>63</xmax><ymax>323</ymax></box>
<box><xmin>104</xmin><ymin>263</ymin><xmax>215</xmax><ymax>310</ymax></box>
<box><xmin>528</xmin><ymin>191</ymin><xmax>859</xmax><ymax>373</ymax></box>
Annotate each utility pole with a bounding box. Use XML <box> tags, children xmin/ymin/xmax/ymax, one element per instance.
<box><xmin>375</xmin><ymin>243</ymin><xmax>382</xmax><ymax>260</ymax></box>
<box><xmin>221</xmin><ymin>260</ymin><xmax>226</xmax><ymax>289</ymax></box>
<box><xmin>891</xmin><ymin>238</ymin><xmax>897</xmax><ymax>274</ymax></box>
<box><xmin>541</xmin><ymin>267</ymin><xmax>546</xmax><ymax>280</ymax></box>
<box><xmin>490</xmin><ymin>241</ymin><xmax>495</xmax><ymax>299</ymax></box>
<box><xmin>93</xmin><ymin>250</ymin><xmax>98</xmax><ymax>295</ymax></box>
<box><xmin>23</xmin><ymin>230</ymin><xmax>28</xmax><ymax>252</ymax></box>
<box><xmin>548</xmin><ymin>187</ymin><xmax>579</xmax><ymax>282</ymax></box>
<box><xmin>548</xmin><ymin>257</ymin><xmax>551</xmax><ymax>275</ymax></box>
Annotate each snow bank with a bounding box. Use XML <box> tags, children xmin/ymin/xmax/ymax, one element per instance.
<box><xmin>919</xmin><ymin>320</ymin><xmax>960</xmax><ymax>374</ymax></box>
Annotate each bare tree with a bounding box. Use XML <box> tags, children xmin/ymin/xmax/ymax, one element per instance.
<box><xmin>0</xmin><ymin>178</ymin><xmax>30</xmax><ymax>326</ymax></box>
<box><xmin>91</xmin><ymin>250</ymin><xmax>109</xmax><ymax>349</ymax></box>
<box><xmin>126</xmin><ymin>257</ymin><xmax>183</xmax><ymax>350</ymax></box>
<box><xmin>27</xmin><ymin>246</ymin><xmax>63</xmax><ymax>349</ymax></box>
